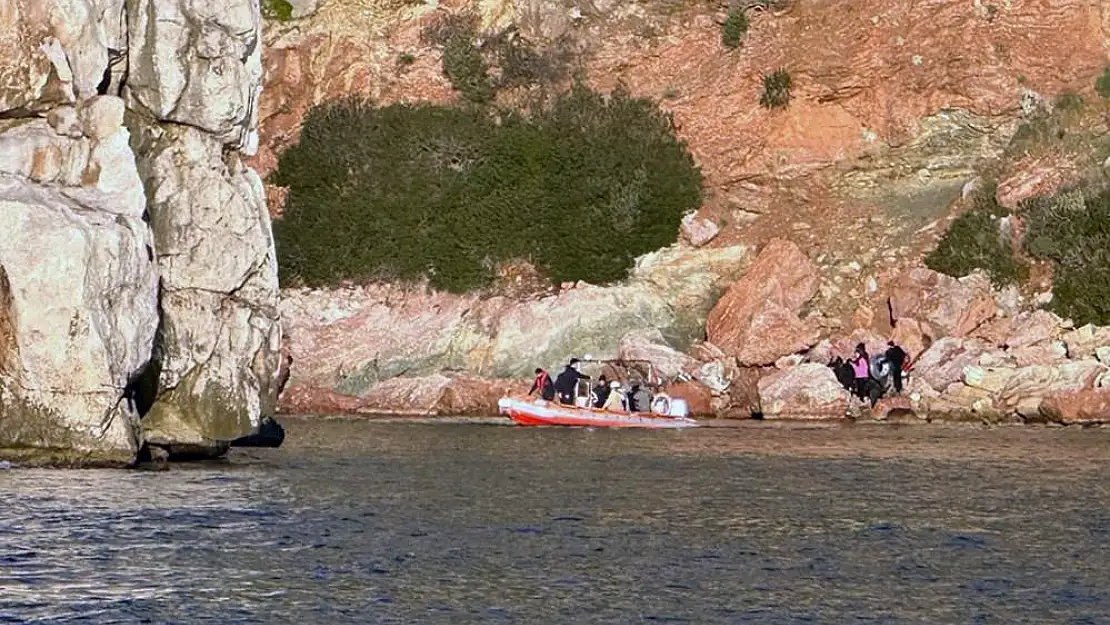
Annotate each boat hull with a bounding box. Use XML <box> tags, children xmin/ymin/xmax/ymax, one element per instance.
<box><xmin>498</xmin><ymin>397</ymin><xmax>698</xmax><ymax>429</ymax></box>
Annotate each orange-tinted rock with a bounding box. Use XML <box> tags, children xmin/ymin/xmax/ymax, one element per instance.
<box><xmin>278</xmin><ymin>385</ymin><xmax>368</xmax><ymax>414</ymax></box>
<box><xmin>872</xmin><ymin>395</ymin><xmax>917</xmax><ymax>421</ymax></box>
<box><xmin>1040</xmin><ymin>389</ymin><xmax>1110</xmax><ymax>425</ymax></box>
<box><xmin>1003</xmin><ymin>310</ymin><xmax>1064</xmax><ymax>349</ymax></box>
<box><xmin>663</xmin><ymin>380</ymin><xmax>714</xmax><ymax>417</ymax></box>
<box><xmin>707</xmin><ymin>238</ymin><xmax>819</xmax><ymax>366</ymax></box>
<box><xmin>757</xmin><ymin>363</ymin><xmax>848</xmax><ymax>419</ymax></box>
<box><xmin>890</xmin><ymin>317</ymin><xmax>930</xmax><ymax>362</ymax></box>
<box><xmin>889</xmin><ymin>268</ymin><xmax>995</xmax><ymax>338</ymax></box>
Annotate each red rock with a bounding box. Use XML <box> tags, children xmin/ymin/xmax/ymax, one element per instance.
<box><xmin>889</xmin><ymin>268</ymin><xmax>995</xmax><ymax>337</ymax></box>
<box><xmin>707</xmin><ymin>239</ymin><xmax>819</xmax><ymax>366</ymax></box>
<box><xmin>663</xmin><ymin>380</ymin><xmax>714</xmax><ymax>417</ymax></box>
<box><xmin>757</xmin><ymin>363</ymin><xmax>849</xmax><ymax>419</ymax></box>
<box><xmin>1040</xmin><ymin>389</ymin><xmax>1110</xmax><ymax>425</ymax></box>
<box><xmin>278</xmin><ymin>385</ymin><xmax>367</xmax><ymax>414</ymax></box>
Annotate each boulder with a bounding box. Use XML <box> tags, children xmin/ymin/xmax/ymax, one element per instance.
<box><xmin>617</xmin><ymin>329</ymin><xmax>698</xmax><ymax>380</ymax></box>
<box><xmin>871</xmin><ymin>395</ymin><xmax>919</xmax><ymax>422</ymax></box>
<box><xmin>1002</xmin><ymin>310</ymin><xmax>1063</xmax><ymax>349</ymax></box>
<box><xmin>757</xmin><ymin>363</ymin><xmax>849</xmax><ymax>419</ymax></box>
<box><xmin>911</xmin><ymin>337</ymin><xmax>990</xmax><ymax>392</ymax></box>
<box><xmin>888</xmin><ymin>268</ymin><xmax>995</xmax><ymax>337</ymax></box>
<box><xmin>890</xmin><ymin>317</ymin><xmax>930</xmax><ymax>362</ymax></box>
<box><xmin>680</xmin><ymin>211</ymin><xmax>720</xmax><ymax>247</ymax></box>
<box><xmin>706</xmin><ymin>239</ymin><xmax>820</xmax><ymax>366</ymax></box>
<box><xmin>662</xmin><ymin>380</ymin><xmax>714</xmax><ymax>417</ymax></box>
<box><xmin>1062</xmin><ymin>324</ymin><xmax>1110</xmax><ymax>359</ymax></box>
<box><xmin>0</xmin><ymin>176</ymin><xmax>157</xmax><ymax>466</ymax></box>
<box><xmin>1040</xmin><ymin>390</ymin><xmax>1110</xmax><ymax>425</ymax></box>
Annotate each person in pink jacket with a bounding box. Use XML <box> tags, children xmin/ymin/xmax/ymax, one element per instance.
<box><xmin>850</xmin><ymin>343</ymin><xmax>871</xmax><ymax>402</ymax></box>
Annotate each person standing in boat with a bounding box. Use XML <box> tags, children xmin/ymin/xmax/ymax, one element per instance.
<box><xmin>528</xmin><ymin>367</ymin><xmax>556</xmax><ymax>401</ymax></box>
<box><xmin>603</xmin><ymin>380</ymin><xmax>626</xmax><ymax>412</ymax></box>
<box><xmin>629</xmin><ymin>383</ymin><xmax>652</xmax><ymax>413</ymax></box>
<box><xmin>554</xmin><ymin>358</ymin><xmax>591</xmax><ymax>405</ymax></box>
<box><xmin>592</xmin><ymin>375</ymin><xmax>611</xmax><ymax>408</ymax></box>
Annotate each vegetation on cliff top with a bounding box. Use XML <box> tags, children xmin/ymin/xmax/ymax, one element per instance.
<box><xmin>272</xmin><ymin>85</ymin><xmax>703</xmax><ymax>292</ymax></box>
<box><xmin>926</xmin><ymin>181</ymin><xmax>1110</xmax><ymax>326</ymax></box>
<box><xmin>925</xmin><ymin>183</ymin><xmax>1028</xmax><ymax>287</ymax></box>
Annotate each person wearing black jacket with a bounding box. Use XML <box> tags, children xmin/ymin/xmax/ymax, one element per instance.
<box><xmin>592</xmin><ymin>375</ymin><xmax>611</xmax><ymax>408</ymax></box>
<box><xmin>884</xmin><ymin>340</ymin><xmax>908</xmax><ymax>394</ymax></box>
<box><xmin>553</xmin><ymin>358</ymin><xmax>591</xmax><ymax>405</ymax></box>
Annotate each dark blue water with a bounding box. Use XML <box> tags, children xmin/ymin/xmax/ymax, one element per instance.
<box><xmin>2</xmin><ymin>419</ymin><xmax>1109</xmax><ymax>624</ymax></box>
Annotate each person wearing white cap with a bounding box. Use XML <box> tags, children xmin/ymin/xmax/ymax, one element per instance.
<box><xmin>603</xmin><ymin>380</ymin><xmax>626</xmax><ymax>412</ymax></box>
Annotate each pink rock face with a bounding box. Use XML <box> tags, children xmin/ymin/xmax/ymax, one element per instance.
<box><xmin>911</xmin><ymin>337</ymin><xmax>990</xmax><ymax>392</ymax></box>
<box><xmin>996</xmin><ymin>154</ymin><xmax>1080</xmax><ymax>210</ymax></box>
<box><xmin>707</xmin><ymin>239</ymin><xmax>819</xmax><ymax>366</ymax></box>
<box><xmin>889</xmin><ymin>268</ymin><xmax>995</xmax><ymax>338</ymax></box>
<box><xmin>356</xmin><ymin>375</ymin><xmax>525</xmax><ymax>417</ymax></box>
<box><xmin>1040</xmin><ymin>389</ymin><xmax>1110</xmax><ymax>424</ymax></box>
<box><xmin>757</xmin><ymin>363</ymin><xmax>849</xmax><ymax>419</ymax></box>
<box><xmin>1002</xmin><ymin>310</ymin><xmax>1063</xmax><ymax>350</ymax></box>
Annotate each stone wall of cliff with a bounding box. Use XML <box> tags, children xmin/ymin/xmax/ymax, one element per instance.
<box><xmin>259</xmin><ymin>0</ymin><xmax>1110</xmax><ymax>421</ymax></box>
<box><xmin>0</xmin><ymin>0</ymin><xmax>281</xmax><ymax>465</ymax></box>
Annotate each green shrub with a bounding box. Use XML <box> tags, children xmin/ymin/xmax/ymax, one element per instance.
<box><xmin>421</xmin><ymin>13</ymin><xmax>494</xmax><ymax>103</ymax></box>
<box><xmin>925</xmin><ymin>184</ymin><xmax>1028</xmax><ymax>287</ymax></box>
<box><xmin>721</xmin><ymin>8</ymin><xmax>749</xmax><ymax>49</ymax></box>
<box><xmin>760</xmin><ymin>68</ymin><xmax>792</xmax><ymax>109</ymax></box>
<box><xmin>261</xmin><ymin>0</ymin><xmax>293</xmax><ymax>21</ymax></box>
<box><xmin>1096</xmin><ymin>66</ymin><xmax>1110</xmax><ymax>99</ymax></box>
<box><xmin>271</xmin><ymin>86</ymin><xmax>703</xmax><ymax>292</ymax></box>
<box><xmin>1022</xmin><ymin>188</ymin><xmax>1110</xmax><ymax>325</ymax></box>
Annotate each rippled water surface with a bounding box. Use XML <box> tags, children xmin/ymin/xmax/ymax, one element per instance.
<box><xmin>3</xmin><ymin>419</ymin><xmax>1110</xmax><ymax>624</ymax></box>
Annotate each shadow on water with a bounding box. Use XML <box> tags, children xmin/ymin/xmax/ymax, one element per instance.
<box><xmin>2</xmin><ymin>419</ymin><xmax>1109</xmax><ymax>624</ymax></box>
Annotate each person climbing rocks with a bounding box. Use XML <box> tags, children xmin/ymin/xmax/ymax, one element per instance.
<box><xmin>592</xmin><ymin>375</ymin><xmax>611</xmax><ymax>408</ymax></box>
<box><xmin>884</xmin><ymin>340</ymin><xmax>908</xmax><ymax>394</ymax></box>
<box><xmin>554</xmin><ymin>358</ymin><xmax>591</xmax><ymax>405</ymax></box>
<box><xmin>528</xmin><ymin>367</ymin><xmax>555</xmax><ymax>401</ymax></box>
<box><xmin>850</xmin><ymin>343</ymin><xmax>871</xmax><ymax>403</ymax></box>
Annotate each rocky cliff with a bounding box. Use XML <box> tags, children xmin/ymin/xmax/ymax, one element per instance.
<box><xmin>0</xmin><ymin>0</ymin><xmax>281</xmax><ymax>465</ymax></box>
<box><xmin>255</xmin><ymin>0</ymin><xmax>1110</xmax><ymax>422</ymax></box>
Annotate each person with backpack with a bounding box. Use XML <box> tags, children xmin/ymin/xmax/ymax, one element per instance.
<box><xmin>528</xmin><ymin>367</ymin><xmax>555</xmax><ymax>401</ymax></box>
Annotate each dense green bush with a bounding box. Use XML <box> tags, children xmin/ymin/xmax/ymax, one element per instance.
<box><xmin>721</xmin><ymin>8</ymin><xmax>749</xmax><ymax>49</ymax></box>
<box><xmin>272</xmin><ymin>85</ymin><xmax>703</xmax><ymax>292</ymax></box>
<box><xmin>760</xmin><ymin>69</ymin><xmax>792</xmax><ymax>109</ymax></box>
<box><xmin>1096</xmin><ymin>66</ymin><xmax>1110</xmax><ymax>99</ymax></box>
<box><xmin>1023</xmin><ymin>188</ymin><xmax>1110</xmax><ymax>325</ymax></box>
<box><xmin>925</xmin><ymin>183</ymin><xmax>1028</xmax><ymax>287</ymax></box>
<box><xmin>261</xmin><ymin>0</ymin><xmax>293</xmax><ymax>21</ymax></box>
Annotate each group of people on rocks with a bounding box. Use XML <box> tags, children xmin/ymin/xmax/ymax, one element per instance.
<box><xmin>828</xmin><ymin>340</ymin><xmax>909</xmax><ymax>408</ymax></box>
<box><xmin>527</xmin><ymin>358</ymin><xmax>654</xmax><ymax>413</ymax></box>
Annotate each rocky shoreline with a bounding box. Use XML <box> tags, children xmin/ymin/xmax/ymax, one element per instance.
<box><xmin>278</xmin><ymin>238</ymin><xmax>1110</xmax><ymax>426</ymax></box>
